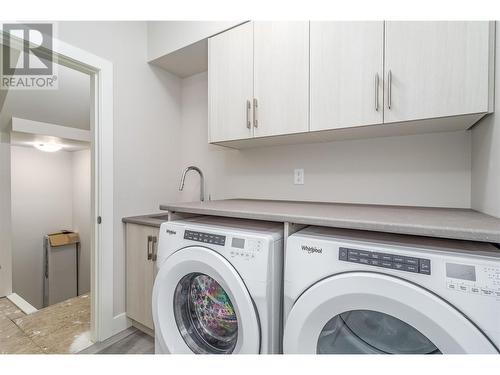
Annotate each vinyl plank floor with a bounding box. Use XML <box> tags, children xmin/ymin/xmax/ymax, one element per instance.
<box><xmin>96</xmin><ymin>330</ymin><xmax>154</xmax><ymax>354</ymax></box>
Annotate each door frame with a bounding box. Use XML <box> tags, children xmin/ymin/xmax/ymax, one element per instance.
<box><xmin>0</xmin><ymin>24</ymin><xmax>117</xmax><ymax>342</ymax></box>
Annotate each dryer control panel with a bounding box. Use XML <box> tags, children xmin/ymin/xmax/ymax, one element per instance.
<box><xmin>339</xmin><ymin>247</ymin><xmax>431</xmax><ymax>275</ymax></box>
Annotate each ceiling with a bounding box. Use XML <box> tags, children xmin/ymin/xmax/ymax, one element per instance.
<box><xmin>0</xmin><ymin>62</ymin><xmax>91</xmax><ymax>133</ymax></box>
<box><xmin>10</xmin><ymin>132</ymin><xmax>90</xmax><ymax>151</ymax></box>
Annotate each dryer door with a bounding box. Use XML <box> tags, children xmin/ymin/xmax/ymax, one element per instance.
<box><xmin>284</xmin><ymin>272</ymin><xmax>498</xmax><ymax>354</ymax></box>
<box><xmin>152</xmin><ymin>246</ymin><xmax>260</xmax><ymax>354</ymax></box>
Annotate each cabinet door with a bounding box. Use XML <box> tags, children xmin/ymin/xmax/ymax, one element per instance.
<box><xmin>208</xmin><ymin>22</ymin><xmax>254</xmax><ymax>142</ymax></box>
<box><xmin>126</xmin><ymin>224</ymin><xmax>158</xmax><ymax>330</ymax></box>
<box><xmin>310</xmin><ymin>22</ymin><xmax>384</xmax><ymax>131</ymax></box>
<box><xmin>253</xmin><ymin>21</ymin><xmax>309</xmax><ymax>137</ymax></box>
<box><xmin>384</xmin><ymin>21</ymin><xmax>493</xmax><ymax>123</ymax></box>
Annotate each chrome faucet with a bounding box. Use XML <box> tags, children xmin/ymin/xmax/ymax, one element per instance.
<box><xmin>179</xmin><ymin>166</ymin><xmax>205</xmax><ymax>202</ymax></box>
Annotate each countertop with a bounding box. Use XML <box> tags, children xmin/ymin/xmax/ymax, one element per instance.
<box><xmin>122</xmin><ymin>213</ymin><xmax>170</xmax><ymax>228</ymax></box>
<box><xmin>158</xmin><ymin>199</ymin><xmax>500</xmax><ymax>243</ymax></box>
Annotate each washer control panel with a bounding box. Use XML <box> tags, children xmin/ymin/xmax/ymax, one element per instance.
<box><xmin>229</xmin><ymin>239</ymin><xmax>262</xmax><ymax>261</ymax></box>
<box><xmin>184</xmin><ymin>230</ymin><xmax>226</xmax><ymax>246</ymax></box>
<box><xmin>446</xmin><ymin>263</ymin><xmax>500</xmax><ymax>298</ymax></box>
<box><xmin>183</xmin><ymin>229</ymin><xmax>262</xmax><ymax>261</ymax></box>
<box><xmin>339</xmin><ymin>247</ymin><xmax>431</xmax><ymax>275</ymax></box>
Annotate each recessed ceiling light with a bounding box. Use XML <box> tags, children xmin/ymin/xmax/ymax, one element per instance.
<box><xmin>34</xmin><ymin>143</ymin><xmax>63</xmax><ymax>152</ymax></box>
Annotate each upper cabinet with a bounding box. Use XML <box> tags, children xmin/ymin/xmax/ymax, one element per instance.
<box><xmin>208</xmin><ymin>22</ymin><xmax>254</xmax><ymax>143</ymax></box>
<box><xmin>310</xmin><ymin>21</ymin><xmax>384</xmax><ymax>131</ymax></box>
<box><xmin>253</xmin><ymin>22</ymin><xmax>309</xmax><ymax>137</ymax></box>
<box><xmin>208</xmin><ymin>21</ymin><xmax>309</xmax><ymax>143</ymax></box>
<box><xmin>208</xmin><ymin>21</ymin><xmax>495</xmax><ymax>148</ymax></box>
<box><xmin>384</xmin><ymin>21</ymin><xmax>494</xmax><ymax>123</ymax></box>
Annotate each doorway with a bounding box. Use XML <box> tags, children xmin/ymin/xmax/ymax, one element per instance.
<box><xmin>0</xmin><ymin>23</ymin><xmax>116</xmax><ymax>352</ymax></box>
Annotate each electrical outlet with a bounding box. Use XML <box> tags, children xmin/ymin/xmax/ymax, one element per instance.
<box><xmin>294</xmin><ymin>169</ymin><xmax>304</xmax><ymax>185</ymax></box>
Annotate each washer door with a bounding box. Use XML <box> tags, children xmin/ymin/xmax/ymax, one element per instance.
<box><xmin>152</xmin><ymin>246</ymin><xmax>260</xmax><ymax>354</ymax></box>
<box><xmin>284</xmin><ymin>272</ymin><xmax>498</xmax><ymax>354</ymax></box>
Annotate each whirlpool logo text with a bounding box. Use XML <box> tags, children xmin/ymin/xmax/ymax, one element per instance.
<box><xmin>301</xmin><ymin>245</ymin><xmax>323</xmax><ymax>255</ymax></box>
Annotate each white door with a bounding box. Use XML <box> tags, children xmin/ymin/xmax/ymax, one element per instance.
<box><xmin>384</xmin><ymin>21</ymin><xmax>492</xmax><ymax>123</ymax></box>
<box><xmin>284</xmin><ymin>272</ymin><xmax>498</xmax><ymax>354</ymax></box>
<box><xmin>208</xmin><ymin>22</ymin><xmax>254</xmax><ymax>142</ymax></box>
<box><xmin>310</xmin><ymin>22</ymin><xmax>384</xmax><ymax>131</ymax></box>
<box><xmin>253</xmin><ymin>21</ymin><xmax>309</xmax><ymax>137</ymax></box>
<box><xmin>152</xmin><ymin>246</ymin><xmax>260</xmax><ymax>354</ymax></box>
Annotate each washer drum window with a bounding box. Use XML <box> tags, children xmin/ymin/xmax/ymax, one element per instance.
<box><xmin>174</xmin><ymin>273</ymin><xmax>238</xmax><ymax>354</ymax></box>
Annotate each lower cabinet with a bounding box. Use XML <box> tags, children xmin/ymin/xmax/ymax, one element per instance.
<box><xmin>125</xmin><ymin>223</ymin><xmax>159</xmax><ymax>332</ymax></box>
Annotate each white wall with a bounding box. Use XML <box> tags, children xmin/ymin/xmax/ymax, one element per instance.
<box><xmin>472</xmin><ymin>117</ymin><xmax>500</xmax><ymax>218</ymax></box>
<box><xmin>471</xmin><ymin>23</ymin><xmax>500</xmax><ymax>219</ymax></box>
<box><xmin>55</xmin><ymin>21</ymin><xmax>182</xmax><ymax>315</ymax></box>
<box><xmin>179</xmin><ymin>72</ymin><xmax>472</xmax><ymax>208</ymax></box>
<box><xmin>11</xmin><ymin>146</ymin><xmax>91</xmax><ymax>308</ymax></box>
<box><xmin>11</xmin><ymin>146</ymin><xmax>74</xmax><ymax>308</ymax></box>
<box><xmin>72</xmin><ymin>149</ymin><xmax>91</xmax><ymax>294</ymax></box>
<box><xmin>147</xmin><ymin>21</ymin><xmax>242</xmax><ymax>61</ymax></box>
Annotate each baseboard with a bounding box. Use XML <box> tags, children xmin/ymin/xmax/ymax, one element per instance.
<box><xmin>131</xmin><ymin>320</ymin><xmax>154</xmax><ymax>337</ymax></box>
<box><xmin>7</xmin><ymin>293</ymin><xmax>38</xmax><ymax>314</ymax></box>
<box><xmin>112</xmin><ymin>312</ymin><xmax>132</xmax><ymax>335</ymax></box>
<box><xmin>78</xmin><ymin>326</ymin><xmax>137</xmax><ymax>354</ymax></box>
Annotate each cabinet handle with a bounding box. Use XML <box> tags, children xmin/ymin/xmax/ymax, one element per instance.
<box><xmin>387</xmin><ymin>70</ymin><xmax>392</xmax><ymax>110</ymax></box>
<box><xmin>146</xmin><ymin>235</ymin><xmax>152</xmax><ymax>260</ymax></box>
<box><xmin>374</xmin><ymin>73</ymin><xmax>379</xmax><ymax>111</ymax></box>
<box><xmin>151</xmin><ymin>236</ymin><xmax>158</xmax><ymax>262</ymax></box>
<box><xmin>246</xmin><ymin>100</ymin><xmax>251</xmax><ymax>129</ymax></box>
<box><xmin>253</xmin><ymin>98</ymin><xmax>258</xmax><ymax>128</ymax></box>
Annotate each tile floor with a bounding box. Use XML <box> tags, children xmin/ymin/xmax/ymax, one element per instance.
<box><xmin>0</xmin><ymin>294</ymin><xmax>92</xmax><ymax>354</ymax></box>
<box><xmin>0</xmin><ymin>298</ymin><xmax>43</xmax><ymax>354</ymax></box>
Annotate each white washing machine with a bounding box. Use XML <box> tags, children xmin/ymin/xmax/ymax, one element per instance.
<box><xmin>152</xmin><ymin>216</ymin><xmax>283</xmax><ymax>354</ymax></box>
<box><xmin>284</xmin><ymin>226</ymin><xmax>500</xmax><ymax>354</ymax></box>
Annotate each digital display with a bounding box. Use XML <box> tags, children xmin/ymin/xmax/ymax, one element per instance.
<box><xmin>446</xmin><ymin>263</ymin><xmax>476</xmax><ymax>281</ymax></box>
<box><xmin>231</xmin><ymin>238</ymin><xmax>245</xmax><ymax>249</ymax></box>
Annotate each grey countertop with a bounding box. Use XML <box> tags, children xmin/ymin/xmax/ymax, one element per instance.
<box><xmin>158</xmin><ymin>199</ymin><xmax>500</xmax><ymax>243</ymax></box>
<box><xmin>122</xmin><ymin>213</ymin><xmax>170</xmax><ymax>228</ymax></box>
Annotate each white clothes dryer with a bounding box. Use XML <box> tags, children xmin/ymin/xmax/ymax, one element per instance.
<box><xmin>284</xmin><ymin>226</ymin><xmax>500</xmax><ymax>354</ymax></box>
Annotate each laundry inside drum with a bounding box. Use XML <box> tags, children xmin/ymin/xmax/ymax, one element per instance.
<box><xmin>174</xmin><ymin>273</ymin><xmax>238</xmax><ymax>354</ymax></box>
